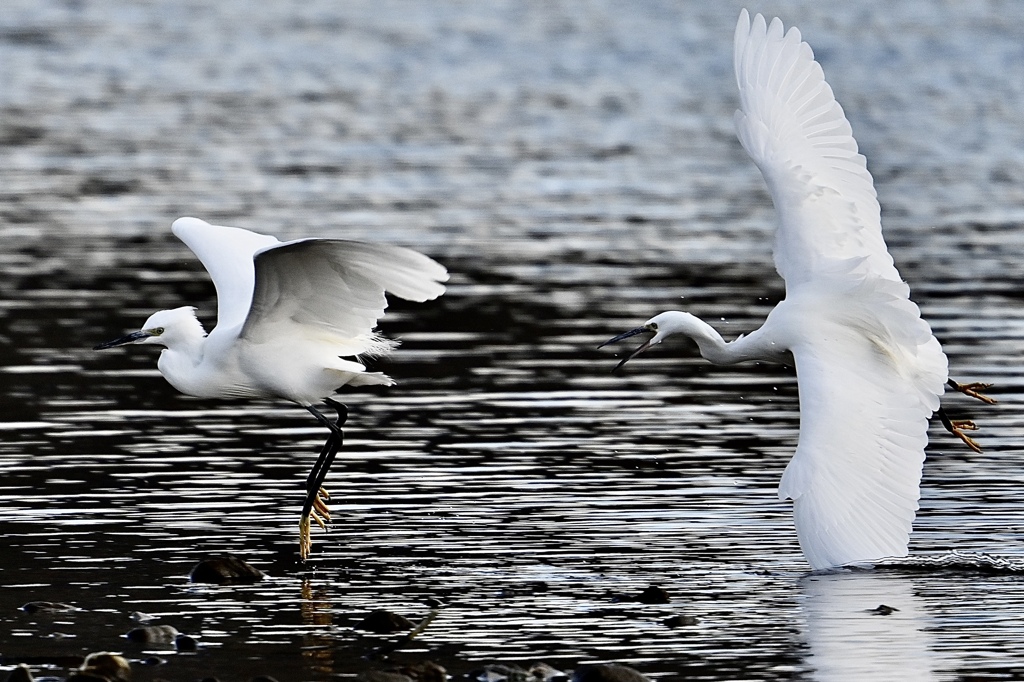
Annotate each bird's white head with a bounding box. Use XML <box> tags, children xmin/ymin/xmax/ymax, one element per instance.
<box><xmin>599</xmin><ymin>311</ymin><xmax>703</xmax><ymax>370</ymax></box>
<box><xmin>94</xmin><ymin>306</ymin><xmax>204</xmax><ymax>351</ymax></box>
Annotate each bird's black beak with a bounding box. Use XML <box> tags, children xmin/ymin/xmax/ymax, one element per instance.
<box><xmin>599</xmin><ymin>326</ymin><xmax>655</xmax><ymax>371</ymax></box>
<box><xmin>94</xmin><ymin>330</ymin><xmax>152</xmax><ymax>351</ymax></box>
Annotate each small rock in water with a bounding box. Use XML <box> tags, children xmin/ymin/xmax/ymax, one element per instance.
<box><xmin>469</xmin><ymin>664</ymin><xmax>530</xmax><ymax>682</ymax></box>
<box><xmin>358</xmin><ymin>672</ymin><xmax>414</xmax><ymax>682</ymax></box>
<box><xmin>6</xmin><ymin>665</ymin><xmax>34</xmax><ymax>682</ymax></box>
<box><xmin>571</xmin><ymin>664</ymin><xmax>651</xmax><ymax>682</ymax></box>
<box><xmin>125</xmin><ymin>624</ymin><xmax>180</xmax><ymax>643</ymax></box>
<box><xmin>662</xmin><ymin>614</ymin><xmax>698</xmax><ymax>627</ymax></box>
<box><xmin>175</xmin><ymin>633</ymin><xmax>199</xmax><ymax>651</ymax></box>
<box><xmin>868</xmin><ymin>604</ymin><xmax>899</xmax><ymax>616</ymax></box>
<box><xmin>20</xmin><ymin>601</ymin><xmax>79</xmax><ymax>614</ymax></box>
<box><xmin>138</xmin><ymin>656</ymin><xmax>166</xmax><ymax>666</ymax></box>
<box><xmin>189</xmin><ymin>554</ymin><xmax>265</xmax><ymax>584</ymax></box>
<box><xmin>67</xmin><ymin>673</ymin><xmax>110</xmax><ymax>682</ymax></box>
<box><xmin>129</xmin><ymin>611</ymin><xmax>157</xmax><ymax>622</ymax></box>
<box><xmin>634</xmin><ymin>585</ymin><xmax>670</xmax><ymax>604</ymax></box>
<box><xmin>397</xmin><ymin>661</ymin><xmax>447</xmax><ymax>682</ymax></box>
<box><xmin>354</xmin><ymin>609</ymin><xmax>415</xmax><ymax>633</ymax></box>
<box><xmin>529</xmin><ymin>662</ymin><xmax>568</xmax><ymax>681</ymax></box>
<box><xmin>71</xmin><ymin>652</ymin><xmax>131</xmax><ymax>682</ymax></box>
<box><xmin>472</xmin><ymin>670</ymin><xmax>509</xmax><ymax>682</ymax></box>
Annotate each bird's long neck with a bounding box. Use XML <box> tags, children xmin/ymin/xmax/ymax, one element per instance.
<box><xmin>684</xmin><ymin>317</ymin><xmax>736</xmax><ymax>365</ymax></box>
<box><xmin>662</xmin><ymin>311</ymin><xmax>768</xmax><ymax>365</ymax></box>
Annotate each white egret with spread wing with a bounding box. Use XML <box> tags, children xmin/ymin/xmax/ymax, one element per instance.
<box><xmin>601</xmin><ymin>11</ymin><xmax>994</xmax><ymax>570</ymax></box>
<box><xmin>95</xmin><ymin>217</ymin><xmax>448</xmax><ymax>559</ymax></box>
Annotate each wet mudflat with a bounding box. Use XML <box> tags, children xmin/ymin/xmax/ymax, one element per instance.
<box><xmin>3</xmin><ymin>1</ymin><xmax>1024</xmax><ymax>680</ymax></box>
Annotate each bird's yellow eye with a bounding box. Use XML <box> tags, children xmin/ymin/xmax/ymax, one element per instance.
<box><xmin>150</xmin><ymin>327</ymin><xmax>165</xmax><ymax>336</ymax></box>
<box><xmin>649</xmin><ymin>323</ymin><xmax>658</xmax><ymax>331</ymax></box>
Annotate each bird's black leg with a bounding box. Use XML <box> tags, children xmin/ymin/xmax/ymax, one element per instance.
<box><xmin>937</xmin><ymin>407</ymin><xmax>982</xmax><ymax>454</ymax></box>
<box><xmin>304</xmin><ymin>399</ymin><xmax>348</xmax><ymax>499</ymax></box>
<box><xmin>306</xmin><ymin>400</ymin><xmax>347</xmax><ymax>438</ymax></box>
<box><xmin>298</xmin><ymin>399</ymin><xmax>348</xmax><ymax>559</ymax></box>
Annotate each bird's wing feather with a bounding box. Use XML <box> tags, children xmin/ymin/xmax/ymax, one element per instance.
<box><xmin>240</xmin><ymin>238</ymin><xmax>448</xmax><ymax>355</ymax></box>
<box><xmin>733</xmin><ymin>10</ymin><xmax>902</xmax><ymax>288</ymax></box>
<box><xmin>778</xmin><ymin>282</ymin><xmax>947</xmax><ymax>570</ymax></box>
<box><xmin>172</xmin><ymin>217</ymin><xmax>280</xmax><ymax>330</ymax></box>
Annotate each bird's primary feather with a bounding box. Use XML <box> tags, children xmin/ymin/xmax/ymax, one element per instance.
<box><xmin>733</xmin><ymin>10</ymin><xmax>902</xmax><ymax>289</ymax></box>
<box><xmin>172</xmin><ymin>217</ymin><xmax>280</xmax><ymax>330</ymax></box>
<box><xmin>242</xmin><ymin>238</ymin><xmax>449</xmax><ymax>356</ymax></box>
<box><xmin>172</xmin><ymin>216</ymin><xmax>448</xmax><ymax>361</ymax></box>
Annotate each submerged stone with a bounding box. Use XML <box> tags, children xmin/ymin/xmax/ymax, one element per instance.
<box><xmin>529</xmin><ymin>662</ymin><xmax>568</xmax><ymax>681</ymax></box>
<box><xmin>71</xmin><ymin>652</ymin><xmax>131</xmax><ymax>682</ymax></box>
<box><xmin>634</xmin><ymin>585</ymin><xmax>670</xmax><ymax>604</ymax></box>
<box><xmin>396</xmin><ymin>661</ymin><xmax>446</xmax><ymax>682</ymax></box>
<box><xmin>468</xmin><ymin>664</ymin><xmax>530</xmax><ymax>682</ymax></box>
<box><xmin>355</xmin><ymin>609</ymin><xmax>415</xmax><ymax>633</ymax></box>
<box><xmin>189</xmin><ymin>554</ymin><xmax>265</xmax><ymax>584</ymax></box>
<box><xmin>868</xmin><ymin>604</ymin><xmax>899</xmax><ymax>616</ymax></box>
<box><xmin>19</xmin><ymin>601</ymin><xmax>78</xmax><ymax>613</ymax></box>
<box><xmin>125</xmin><ymin>624</ymin><xmax>180</xmax><ymax>643</ymax></box>
<box><xmin>175</xmin><ymin>633</ymin><xmax>199</xmax><ymax>651</ymax></box>
<box><xmin>571</xmin><ymin>664</ymin><xmax>650</xmax><ymax>682</ymax></box>
<box><xmin>358</xmin><ymin>672</ymin><xmax>414</xmax><ymax>682</ymax></box>
<box><xmin>6</xmin><ymin>665</ymin><xmax>34</xmax><ymax>682</ymax></box>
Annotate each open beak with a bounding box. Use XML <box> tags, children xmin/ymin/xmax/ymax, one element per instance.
<box><xmin>94</xmin><ymin>330</ymin><xmax>153</xmax><ymax>350</ymax></box>
<box><xmin>599</xmin><ymin>326</ymin><xmax>655</xmax><ymax>371</ymax></box>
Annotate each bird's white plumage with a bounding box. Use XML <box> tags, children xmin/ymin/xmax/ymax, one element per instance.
<box><xmin>606</xmin><ymin>11</ymin><xmax>952</xmax><ymax>570</ymax></box>
<box><xmin>734</xmin><ymin>10</ymin><xmax>948</xmax><ymax>569</ymax></box>
<box><xmin>112</xmin><ymin>217</ymin><xmax>448</xmax><ymax>406</ymax></box>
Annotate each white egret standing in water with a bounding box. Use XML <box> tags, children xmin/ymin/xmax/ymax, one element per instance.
<box><xmin>95</xmin><ymin>217</ymin><xmax>448</xmax><ymax>559</ymax></box>
<box><xmin>601</xmin><ymin>11</ymin><xmax>995</xmax><ymax>570</ymax></box>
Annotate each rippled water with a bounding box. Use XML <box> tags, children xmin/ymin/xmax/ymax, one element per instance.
<box><xmin>3</xmin><ymin>1</ymin><xmax>1024</xmax><ymax>680</ymax></box>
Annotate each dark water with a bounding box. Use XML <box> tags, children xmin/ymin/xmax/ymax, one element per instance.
<box><xmin>3</xmin><ymin>1</ymin><xmax>1024</xmax><ymax>680</ymax></box>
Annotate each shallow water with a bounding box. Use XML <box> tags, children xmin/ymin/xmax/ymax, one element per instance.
<box><xmin>3</xmin><ymin>1</ymin><xmax>1024</xmax><ymax>680</ymax></box>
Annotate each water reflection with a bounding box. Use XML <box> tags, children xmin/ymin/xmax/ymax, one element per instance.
<box><xmin>300</xmin><ymin>579</ymin><xmax>337</xmax><ymax>676</ymax></box>
<box><xmin>801</xmin><ymin>571</ymin><xmax>943</xmax><ymax>681</ymax></box>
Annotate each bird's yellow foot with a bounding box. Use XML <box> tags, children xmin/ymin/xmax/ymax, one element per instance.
<box><xmin>949</xmin><ymin>380</ymin><xmax>997</xmax><ymax>405</ymax></box>
<box><xmin>299</xmin><ymin>516</ymin><xmax>312</xmax><ymax>560</ymax></box>
<box><xmin>311</xmin><ymin>492</ymin><xmax>330</xmax><ymax>529</ymax></box>
<box><xmin>299</xmin><ymin>488</ymin><xmax>332</xmax><ymax>560</ymax></box>
<box><xmin>947</xmin><ymin>418</ymin><xmax>982</xmax><ymax>454</ymax></box>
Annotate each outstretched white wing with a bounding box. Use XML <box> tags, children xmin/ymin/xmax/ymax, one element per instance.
<box><xmin>733</xmin><ymin>10</ymin><xmax>902</xmax><ymax>289</ymax></box>
<box><xmin>172</xmin><ymin>217</ymin><xmax>280</xmax><ymax>330</ymax></box>
<box><xmin>776</xmin><ymin>279</ymin><xmax>947</xmax><ymax>569</ymax></box>
<box><xmin>240</xmin><ymin>238</ymin><xmax>448</xmax><ymax>355</ymax></box>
